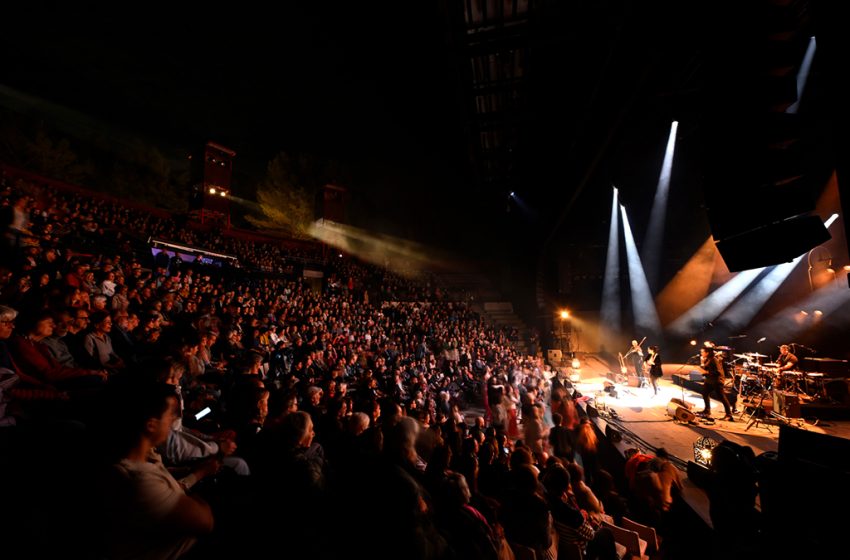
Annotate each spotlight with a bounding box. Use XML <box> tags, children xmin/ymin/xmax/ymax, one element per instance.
<box><xmin>571</xmin><ymin>358</ymin><xmax>581</xmax><ymax>369</ymax></box>
<box><xmin>560</xmin><ymin>310</ymin><xmax>570</xmax><ymax>320</ymax></box>
<box><xmin>690</xmin><ymin>339</ymin><xmax>698</xmax><ymax>346</ymax></box>
<box><xmin>843</xmin><ymin>265</ymin><xmax>850</xmax><ymax>272</ymax></box>
<box><xmin>814</xmin><ymin>310</ymin><xmax>823</xmax><ymax>316</ymax></box>
<box><xmin>800</xmin><ymin>310</ymin><xmax>809</xmax><ymax>316</ymax></box>
<box><xmin>209</xmin><ymin>187</ymin><xmax>217</xmax><ymax>195</ymax></box>
<box><xmin>219</xmin><ymin>190</ymin><xmax>227</xmax><ymax>197</ymax></box>
<box><xmin>693</xmin><ymin>436</ymin><xmax>719</xmax><ymax>467</ymax></box>
<box><xmin>509</xmin><ymin>191</ymin><xmax>515</xmax><ymax>197</ymax></box>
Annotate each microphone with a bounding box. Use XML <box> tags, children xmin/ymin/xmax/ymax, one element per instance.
<box><xmin>757</xmin><ymin>337</ymin><xmax>766</xmax><ymax>343</ymax></box>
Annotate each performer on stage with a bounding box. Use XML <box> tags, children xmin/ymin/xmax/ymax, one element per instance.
<box><xmin>624</xmin><ymin>339</ymin><xmax>646</xmax><ymax>386</ymax></box>
<box><xmin>699</xmin><ymin>347</ymin><xmax>734</xmax><ymax>421</ymax></box>
<box><xmin>646</xmin><ymin>345</ymin><xmax>663</xmax><ymax>395</ymax></box>
<box><xmin>776</xmin><ymin>344</ymin><xmax>798</xmax><ymax>373</ymax></box>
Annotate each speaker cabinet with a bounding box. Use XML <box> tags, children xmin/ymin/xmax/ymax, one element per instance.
<box><xmin>773</xmin><ymin>390</ymin><xmax>801</xmax><ymax>418</ymax></box>
<box><xmin>667</xmin><ymin>400</ymin><xmax>696</xmax><ymax>423</ymax></box>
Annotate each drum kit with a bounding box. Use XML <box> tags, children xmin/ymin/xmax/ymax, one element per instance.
<box><xmin>729</xmin><ymin>351</ymin><xmax>828</xmax><ymax>401</ymax></box>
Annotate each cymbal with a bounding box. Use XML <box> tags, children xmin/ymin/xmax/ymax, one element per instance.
<box><xmin>714</xmin><ymin>346</ymin><xmax>733</xmax><ymax>351</ymax></box>
<box><xmin>746</xmin><ymin>352</ymin><xmax>768</xmax><ymax>358</ymax></box>
<box><xmin>733</xmin><ymin>353</ymin><xmax>750</xmax><ymax>359</ymax></box>
<box><xmin>764</xmin><ymin>362</ymin><xmax>779</xmax><ymax>367</ymax></box>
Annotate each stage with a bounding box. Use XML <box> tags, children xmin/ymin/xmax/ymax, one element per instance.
<box><xmin>570</xmin><ymin>358</ymin><xmax>850</xmax><ymax>528</ymax></box>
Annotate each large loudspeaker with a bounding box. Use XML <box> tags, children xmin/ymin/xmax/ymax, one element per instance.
<box><xmin>667</xmin><ymin>400</ymin><xmax>696</xmax><ymax>423</ymax></box>
<box><xmin>699</xmin><ymin>4</ymin><xmax>832</xmax><ymax>272</ymax></box>
<box><xmin>713</xmin><ymin>215</ymin><xmax>831</xmax><ymax>272</ymax></box>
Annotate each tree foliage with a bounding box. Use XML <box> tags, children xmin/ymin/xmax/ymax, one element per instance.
<box><xmin>109</xmin><ymin>141</ymin><xmax>186</xmax><ymax>211</ymax></box>
<box><xmin>0</xmin><ymin>115</ymin><xmax>93</xmax><ymax>184</ymax></box>
<box><xmin>247</xmin><ymin>151</ymin><xmax>349</xmax><ymax>238</ymax></box>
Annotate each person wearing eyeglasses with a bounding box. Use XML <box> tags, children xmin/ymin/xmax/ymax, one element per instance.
<box><xmin>63</xmin><ymin>308</ymin><xmax>99</xmax><ymax>369</ymax></box>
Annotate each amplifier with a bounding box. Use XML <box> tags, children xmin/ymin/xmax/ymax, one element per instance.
<box><xmin>773</xmin><ymin>390</ymin><xmax>801</xmax><ymax>418</ymax></box>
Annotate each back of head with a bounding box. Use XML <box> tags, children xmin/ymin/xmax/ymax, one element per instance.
<box><xmin>384</xmin><ymin>416</ymin><xmax>420</xmax><ymax>463</ymax></box>
<box><xmin>510</xmin><ymin>464</ymin><xmax>539</xmax><ymax>494</ymax></box>
<box><xmin>552</xmin><ymin>412</ymin><xmax>563</xmax><ymax>427</ymax></box>
<box><xmin>509</xmin><ymin>446</ymin><xmax>534</xmax><ymax>471</ymax></box>
<box><xmin>542</xmin><ymin>462</ymin><xmax>571</xmax><ymax>497</ymax></box>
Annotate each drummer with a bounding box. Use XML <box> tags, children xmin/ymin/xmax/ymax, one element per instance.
<box><xmin>777</xmin><ymin>344</ymin><xmax>799</xmax><ymax>373</ymax></box>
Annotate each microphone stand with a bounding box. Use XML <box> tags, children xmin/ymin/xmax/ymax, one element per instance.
<box><xmin>673</xmin><ymin>355</ymin><xmax>699</xmax><ymax>405</ymax></box>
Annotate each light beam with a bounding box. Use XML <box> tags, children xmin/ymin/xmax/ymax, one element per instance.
<box><xmin>621</xmin><ymin>204</ymin><xmax>662</xmax><ymax>339</ymax></box>
<box><xmin>643</xmin><ymin>120</ymin><xmax>678</xmax><ymax>290</ymax></box>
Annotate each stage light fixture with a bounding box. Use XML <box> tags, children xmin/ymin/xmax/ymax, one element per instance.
<box><xmin>209</xmin><ymin>187</ymin><xmax>217</xmax><ymax>195</ymax></box>
<box><xmin>814</xmin><ymin>310</ymin><xmax>823</xmax><ymax>316</ymax></box>
<box><xmin>560</xmin><ymin>310</ymin><xmax>570</xmax><ymax>320</ymax></box>
<box><xmin>689</xmin><ymin>339</ymin><xmax>698</xmax><ymax>346</ymax></box>
<box><xmin>571</xmin><ymin>358</ymin><xmax>581</xmax><ymax>369</ymax></box>
<box><xmin>693</xmin><ymin>436</ymin><xmax>719</xmax><ymax>467</ymax></box>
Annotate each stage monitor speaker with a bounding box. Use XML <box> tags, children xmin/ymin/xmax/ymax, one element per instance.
<box><xmin>667</xmin><ymin>400</ymin><xmax>696</xmax><ymax>423</ymax></box>
<box><xmin>670</xmin><ymin>398</ymin><xmax>692</xmax><ymax>410</ymax></box>
<box><xmin>547</xmin><ymin>349</ymin><xmax>562</xmax><ymax>363</ymax></box>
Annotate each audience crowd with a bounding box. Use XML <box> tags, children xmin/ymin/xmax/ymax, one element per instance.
<box><xmin>1</xmin><ymin>173</ymin><xmax>683</xmax><ymax>559</ymax></box>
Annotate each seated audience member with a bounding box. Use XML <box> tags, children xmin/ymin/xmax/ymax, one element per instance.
<box><xmin>153</xmin><ymin>359</ymin><xmax>249</xmax><ymax>477</ymax></box>
<box><xmin>104</xmin><ymin>382</ymin><xmax>214</xmax><ymax>559</ymax></box>
<box><xmin>41</xmin><ymin>310</ymin><xmax>78</xmax><ymax>367</ymax></box>
<box><xmin>9</xmin><ymin>309</ymin><xmax>107</xmax><ymax>390</ymax></box>
<box><xmin>499</xmin><ymin>464</ymin><xmax>553</xmax><ymax>556</ymax></box>
<box><xmin>83</xmin><ymin>310</ymin><xmax>125</xmax><ymax>370</ymax></box>
<box><xmin>542</xmin><ymin>462</ymin><xmax>618</xmax><ymax>560</ymax></box>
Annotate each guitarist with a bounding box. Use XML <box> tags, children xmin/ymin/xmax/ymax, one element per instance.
<box><xmin>624</xmin><ymin>339</ymin><xmax>647</xmax><ymax>387</ymax></box>
<box><xmin>698</xmin><ymin>347</ymin><xmax>734</xmax><ymax>421</ymax></box>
